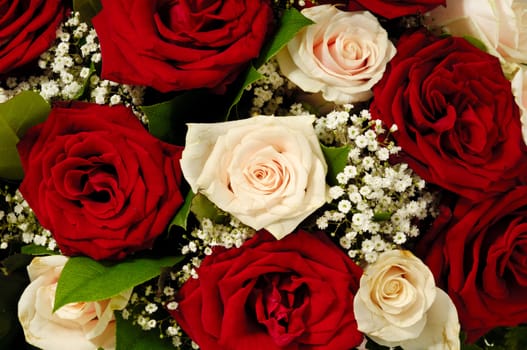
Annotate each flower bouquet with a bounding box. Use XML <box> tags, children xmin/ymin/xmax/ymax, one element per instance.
<box><xmin>1</xmin><ymin>0</ymin><xmax>527</xmax><ymax>349</ymax></box>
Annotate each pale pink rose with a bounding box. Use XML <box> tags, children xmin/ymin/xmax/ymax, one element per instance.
<box><xmin>276</xmin><ymin>5</ymin><xmax>396</xmax><ymax>104</ymax></box>
<box><xmin>18</xmin><ymin>256</ymin><xmax>132</xmax><ymax>350</ymax></box>
<box><xmin>180</xmin><ymin>115</ymin><xmax>328</xmax><ymax>239</ymax></box>
<box><xmin>425</xmin><ymin>0</ymin><xmax>527</xmax><ymax>65</ymax></box>
<box><xmin>354</xmin><ymin>250</ymin><xmax>460</xmax><ymax>350</ymax></box>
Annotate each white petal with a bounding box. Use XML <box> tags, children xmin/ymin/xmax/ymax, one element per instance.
<box><xmin>399</xmin><ymin>289</ymin><xmax>461</xmax><ymax>350</ymax></box>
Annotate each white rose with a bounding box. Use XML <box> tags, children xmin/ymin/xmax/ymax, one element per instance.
<box><xmin>18</xmin><ymin>255</ymin><xmax>132</xmax><ymax>350</ymax></box>
<box><xmin>276</xmin><ymin>5</ymin><xmax>396</xmax><ymax>104</ymax></box>
<box><xmin>353</xmin><ymin>250</ymin><xmax>460</xmax><ymax>350</ymax></box>
<box><xmin>512</xmin><ymin>65</ymin><xmax>527</xmax><ymax>145</ymax></box>
<box><xmin>425</xmin><ymin>0</ymin><xmax>527</xmax><ymax>65</ymax></box>
<box><xmin>180</xmin><ymin>115</ymin><xmax>327</xmax><ymax>239</ymax></box>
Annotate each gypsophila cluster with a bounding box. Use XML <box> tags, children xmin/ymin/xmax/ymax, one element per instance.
<box><xmin>246</xmin><ymin>59</ymin><xmax>340</xmax><ymax>118</ymax></box>
<box><xmin>314</xmin><ymin>105</ymin><xmax>438</xmax><ymax>264</ymax></box>
<box><xmin>0</xmin><ymin>12</ymin><xmax>148</xmax><ymax>124</ymax></box>
<box><xmin>0</xmin><ymin>187</ymin><xmax>56</xmax><ymax>252</ymax></box>
<box><xmin>122</xmin><ymin>278</ymin><xmax>195</xmax><ymax>349</ymax></box>
<box><xmin>122</xmin><ymin>212</ymin><xmax>254</xmax><ymax>349</ymax></box>
<box><xmin>177</xmin><ymin>215</ymin><xmax>255</xmax><ymax>285</ymax></box>
<box><xmin>246</xmin><ymin>59</ymin><xmax>297</xmax><ymax>116</ymax></box>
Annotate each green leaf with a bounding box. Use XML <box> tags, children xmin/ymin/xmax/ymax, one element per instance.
<box><xmin>0</xmin><ymin>91</ymin><xmax>50</xmax><ymax>180</ymax></box>
<box><xmin>54</xmin><ymin>256</ymin><xmax>183</xmax><ymax>311</ymax></box>
<box><xmin>320</xmin><ymin>144</ymin><xmax>351</xmax><ymax>186</ymax></box>
<box><xmin>191</xmin><ymin>193</ymin><xmax>228</xmax><ymax>224</ymax></box>
<box><xmin>505</xmin><ymin>326</ymin><xmax>527</xmax><ymax>350</ymax></box>
<box><xmin>73</xmin><ymin>61</ymin><xmax>96</xmax><ymax>100</ymax></box>
<box><xmin>169</xmin><ymin>190</ymin><xmax>195</xmax><ymax>230</ymax></box>
<box><xmin>226</xmin><ymin>65</ymin><xmax>262</xmax><ymax>119</ymax></box>
<box><xmin>142</xmin><ymin>97</ymin><xmax>185</xmax><ymax>145</ymax></box>
<box><xmin>226</xmin><ymin>8</ymin><xmax>313</xmax><ymax>119</ymax></box>
<box><xmin>461</xmin><ymin>332</ymin><xmax>484</xmax><ymax>350</ymax></box>
<box><xmin>115</xmin><ymin>312</ymin><xmax>173</xmax><ymax>350</ymax></box>
<box><xmin>463</xmin><ymin>35</ymin><xmax>488</xmax><ymax>53</ymax></box>
<box><xmin>142</xmin><ymin>90</ymin><xmax>225</xmax><ymax>144</ymax></box>
<box><xmin>256</xmin><ymin>8</ymin><xmax>314</xmax><ymax>66</ymax></box>
<box><xmin>20</xmin><ymin>244</ymin><xmax>59</xmax><ymax>256</ymax></box>
<box><xmin>73</xmin><ymin>0</ymin><xmax>102</xmax><ymax>25</ymax></box>
<box><xmin>373</xmin><ymin>211</ymin><xmax>392</xmax><ymax>221</ymax></box>
<box><xmin>461</xmin><ymin>342</ymin><xmax>484</xmax><ymax>350</ymax></box>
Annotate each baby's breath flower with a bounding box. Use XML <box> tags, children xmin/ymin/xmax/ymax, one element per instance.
<box><xmin>355</xmin><ymin>135</ymin><xmax>369</xmax><ymax>148</ymax></box>
<box><xmin>316</xmin><ymin>216</ymin><xmax>329</xmax><ymax>230</ymax></box>
<box><xmin>145</xmin><ymin>303</ymin><xmax>158</xmax><ymax>314</ymax></box>
<box><xmin>0</xmin><ymin>188</ymin><xmax>57</xmax><ymax>252</ymax></box>
<box><xmin>364</xmin><ymin>251</ymin><xmax>378</xmax><ymax>263</ymax></box>
<box><xmin>314</xmin><ymin>107</ymin><xmax>439</xmax><ymax>264</ymax></box>
<box><xmin>338</xmin><ymin>200</ymin><xmax>352</xmax><ymax>214</ymax></box>
<box><xmin>167</xmin><ymin>302</ymin><xmax>178</xmax><ymax>311</ymax></box>
<box><xmin>340</xmin><ymin>236</ymin><xmax>352</xmax><ymax>249</ymax></box>
<box><xmin>122</xmin><ymin>309</ymin><xmax>130</xmax><ymax>320</ymax></box>
<box><xmin>329</xmin><ymin>186</ymin><xmax>344</xmax><ymax>200</ymax></box>
<box><xmin>336</xmin><ymin>172</ymin><xmax>349</xmax><ymax>185</ymax></box>
<box><xmin>393</xmin><ymin>231</ymin><xmax>407</xmax><ymax>244</ymax></box>
<box><xmin>167</xmin><ymin>326</ymin><xmax>179</xmax><ymax>337</ymax></box>
<box><xmin>1</xmin><ymin>11</ymin><xmax>147</xmax><ymax>123</ymax></box>
<box><xmin>147</xmin><ymin>319</ymin><xmax>157</xmax><ymax>329</ymax></box>
<box><xmin>246</xmin><ymin>59</ymin><xmax>297</xmax><ymax>116</ymax></box>
<box><xmin>109</xmin><ymin>94</ymin><xmax>122</xmax><ymax>105</ymax></box>
<box><xmin>163</xmin><ymin>287</ymin><xmax>175</xmax><ymax>297</ymax></box>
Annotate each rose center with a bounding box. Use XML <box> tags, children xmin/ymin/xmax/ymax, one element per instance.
<box><xmin>244</xmin><ymin>160</ymin><xmax>288</xmax><ymax>194</ymax></box>
<box><xmin>383</xmin><ymin>279</ymin><xmax>402</xmax><ymax>297</ymax></box>
<box><xmin>342</xmin><ymin>40</ymin><xmax>362</xmax><ymax>60</ymax></box>
<box><xmin>79</xmin><ymin>165</ymin><xmax>117</xmax><ymax>203</ymax></box>
<box><xmin>158</xmin><ymin>0</ymin><xmax>222</xmax><ymax>33</ymax></box>
<box><xmin>247</xmin><ymin>273</ymin><xmax>308</xmax><ymax>347</ymax></box>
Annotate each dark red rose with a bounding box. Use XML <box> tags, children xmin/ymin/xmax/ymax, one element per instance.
<box><xmin>371</xmin><ymin>30</ymin><xmax>527</xmax><ymax>200</ymax></box>
<box><xmin>417</xmin><ymin>186</ymin><xmax>527</xmax><ymax>342</ymax></box>
<box><xmin>92</xmin><ymin>0</ymin><xmax>274</xmax><ymax>93</ymax></box>
<box><xmin>347</xmin><ymin>0</ymin><xmax>445</xmax><ymax>19</ymax></box>
<box><xmin>170</xmin><ymin>230</ymin><xmax>364</xmax><ymax>350</ymax></box>
<box><xmin>0</xmin><ymin>0</ymin><xmax>65</xmax><ymax>75</ymax></box>
<box><xmin>17</xmin><ymin>102</ymin><xmax>184</xmax><ymax>260</ymax></box>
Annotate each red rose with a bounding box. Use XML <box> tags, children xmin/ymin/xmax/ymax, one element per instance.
<box><xmin>17</xmin><ymin>102</ymin><xmax>184</xmax><ymax>260</ymax></box>
<box><xmin>92</xmin><ymin>0</ymin><xmax>274</xmax><ymax>93</ymax></box>
<box><xmin>417</xmin><ymin>187</ymin><xmax>527</xmax><ymax>342</ymax></box>
<box><xmin>371</xmin><ymin>30</ymin><xmax>527</xmax><ymax>200</ymax></box>
<box><xmin>0</xmin><ymin>0</ymin><xmax>65</xmax><ymax>75</ymax></box>
<box><xmin>347</xmin><ymin>0</ymin><xmax>445</xmax><ymax>19</ymax></box>
<box><xmin>170</xmin><ymin>230</ymin><xmax>364</xmax><ymax>350</ymax></box>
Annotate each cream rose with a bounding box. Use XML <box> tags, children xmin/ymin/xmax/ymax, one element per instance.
<box><xmin>353</xmin><ymin>250</ymin><xmax>460</xmax><ymax>350</ymax></box>
<box><xmin>425</xmin><ymin>0</ymin><xmax>527</xmax><ymax>65</ymax></box>
<box><xmin>512</xmin><ymin>65</ymin><xmax>527</xmax><ymax>145</ymax></box>
<box><xmin>276</xmin><ymin>5</ymin><xmax>396</xmax><ymax>104</ymax></box>
<box><xmin>18</xmin><ymin>255</ymin><xmax>132</xmax><ymax>350</ymax></box>
<box><xmin>180</xmin><ymin>115</ymin><xmax>327</xmax><ymax>239</ymax></box>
